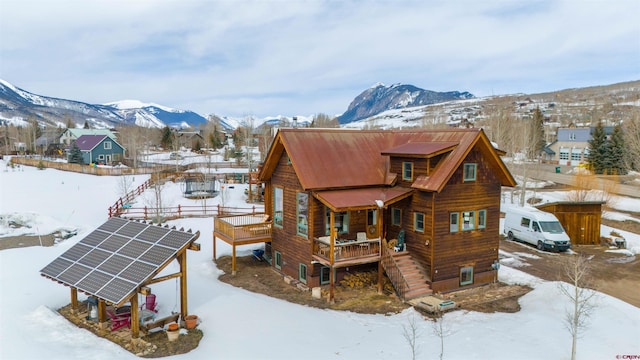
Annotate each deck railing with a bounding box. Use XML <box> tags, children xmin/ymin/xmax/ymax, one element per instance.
<box><xmin>214</xmin><ymin>214</ymin><xmax>272</xmax><ymax>242</ymax></box>
<box><xmin>313</xmin><ymin>237</ymin><xmax>381</xmax><ymax>262</ymax></box>
<box><xmin>380</xmin><ymin>238</ymin><xmax>410</xmax><ymax>300</ymax></box>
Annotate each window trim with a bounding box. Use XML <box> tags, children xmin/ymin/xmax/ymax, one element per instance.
<box><xmin>463</xmin><ymin>163</ymin><xmax>477</xmax><ymax>182</ymax></box>
<box><xmin>273</xmin><ymin>187</ymin><xmax>283</xmax><ymax>228</ymax></box>
<box><xmin>414</xmin><ymin>212</ymin><xmax>425</xmax><ymax>233</ymax></box>
<box><xmin>320</xmin><ymin>266</ymin><xmax>332</xmax><ymax>285</ymax></box>
<box><xmin>402</xmin><ymin>162</ymin><xmax>413</xmax><ymax>181</ymax></box>
<box><xmin>274</xmin><ymin>251</ymin><xmax>282</xmax><ymax>270</ymax></box>
<box><xmin>298</xmin><ymin>263</ymin><xmax>307</xmax><ymax>284</ymax></box>
<box><xmin>460</xmin><ymin>266</ymin><xmax>474</xmax><ymax>286</ymax></box>
<box><xmin>296</xmin><ymin>192</ymin><xmax>308</xmax><ymax>237</ymax></box>
<box><xmin>392</xmin><ymin>208</ymin><xmax>402</xmax><ymax>226</ymax></box>
<box><xmin>478</xmin><ymin>209</ymin><xmax>486</xmax><ymax>229</ymax></box>
<box><xmin>450</xmin><ymin>212</ymin><xmax>459</xmax><ymax>233</ymax></box>
<box><xmin>104</xmin><ymin>141</ymin><xmax>112</xmax><ymax>150</ymax></box>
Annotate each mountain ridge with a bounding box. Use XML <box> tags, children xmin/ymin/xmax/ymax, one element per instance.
<box><xmin>0</xmin><ymin>80</ymin><xmax>208</xmax><ymax>130</ymax></box>
<box><xmin>338</xmin><ymin>83</ymin><xmax>473</xmax><ymax>124</ymax></box>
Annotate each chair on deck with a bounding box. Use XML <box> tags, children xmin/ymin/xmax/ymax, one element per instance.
<box><xmin>394</xmin><ymin>229</ymin><xmax>405</xmax><ymax>252</ymax></box>
<box><xmin>107</xmin><ymin>308</ymin><xmax>131</xmax><ymax>331</ymax></box>
<box><xmin>141</xmin><ymin>294</ymin><xmax>158</xmax><ymax>313</ymax></box>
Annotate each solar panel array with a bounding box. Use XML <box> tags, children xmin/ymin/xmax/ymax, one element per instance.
<box><xmin>40</xmin><ymin>217</ymin><xmax>198</xmax><ymax>305</ymax></box>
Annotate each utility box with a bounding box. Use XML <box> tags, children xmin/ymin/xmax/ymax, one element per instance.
<box><xmin>414</xmin><ymin>296</ymin><xmax>456</xmax><ymax>313</ymax></box>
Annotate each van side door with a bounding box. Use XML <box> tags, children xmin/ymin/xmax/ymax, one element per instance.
<box><xmin>520</xmin><ymin>217</ymin><xmax>534</xmax><ymax>244</ymax></box>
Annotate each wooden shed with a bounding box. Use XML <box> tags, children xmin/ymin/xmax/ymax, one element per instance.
<box><xmin>536</xmin><ymin>201</ymin><xmax>605</xmax><ymax>245</ymax></box>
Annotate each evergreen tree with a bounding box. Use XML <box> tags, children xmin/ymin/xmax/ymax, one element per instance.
<box><xmin>68</xmin><ymin>142</ymin><xmax>84</xmax><ymax>164</ymax></box>
<box><xmin>587</xmin><ymin>121</ymin><xmax>607</xmax><ymax>174</ymax></box>
<box><xmin>606</xmin><ymin>125</ymin><xmax>627</xmax><ymax>175</ymax></box>
<box><xmin>160</xmin><ymin>126</ymin><xmax>173</xmax><ymax>149</ymax></box>
<box><xmin>532</xmin><ymin>107</ymin><xmax>546</xmax><ymax>157</ymax></box>
<box><xmin>83</xmin><ymin>121</ymin><xmax>90</xmax><ymax>129</ymax></box>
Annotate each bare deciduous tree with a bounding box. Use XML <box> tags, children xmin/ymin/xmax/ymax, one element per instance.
<box><xmin>558</xmin><ymin>254</ymin><xmax>598</xmax><ymax>360</ymax></box>
<box><xmin>402</xmin><ymin>312</ymin><xmax>422</xmax><ymax>360</ymax></box>
<box><xmin>432</xmin><ymin>311</ymin><xmax>453</xmax><ymax>360</ymax></box>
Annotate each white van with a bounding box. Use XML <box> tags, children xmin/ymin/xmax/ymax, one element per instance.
<box><xmin>503</xmin><ymin>206</ymin><xmax>571</xmax><ymax>252</ymax></box>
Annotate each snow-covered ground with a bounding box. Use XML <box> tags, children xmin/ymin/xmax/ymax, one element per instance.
<box><xmin>1</xmin><ymin>161</ymin><xmax>639</xmax><ymax>360</ymax></box>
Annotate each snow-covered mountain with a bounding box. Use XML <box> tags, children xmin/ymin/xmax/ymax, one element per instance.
<box><xmin>338</xmin><ymin>83</ymin><xmax>474</xmax><ymax>124</ymax></box>
<box><xmin>0</xmin><ymin>80</ymin><xmax>207</xmax><ymax>129</ymax></box>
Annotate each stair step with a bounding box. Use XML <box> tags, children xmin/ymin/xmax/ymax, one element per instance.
<box><xmin>404</xmin><ymin>288</ymin><xmax>433</xmax><ymax>300</ymax></box>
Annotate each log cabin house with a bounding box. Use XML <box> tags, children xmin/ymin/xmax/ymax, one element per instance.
<box><xmin>214</xmin><ymin>128</ymin><xmax>516</xmax><ymax>301</ymax></box>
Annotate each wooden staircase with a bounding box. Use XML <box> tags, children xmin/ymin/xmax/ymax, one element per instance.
<box><xmin>381</xmin><ymin>239</ymin><xmax>432</xmax><ymax>301</ymax></box>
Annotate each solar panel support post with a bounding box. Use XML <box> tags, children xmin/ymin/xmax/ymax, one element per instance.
<box><xmin>178</xmin><ymin>251</ymin><xmax>188</xmax><ymax>317</ymax></box>
<box><xmin>70</xmin><ymin>287</ymin><xmax>78</xmax><ymax>314</ymax></box>
<box><xmin>131</xmin><ymin>294</ymin><xmax>140</xmax><ymax>338</ymax></box>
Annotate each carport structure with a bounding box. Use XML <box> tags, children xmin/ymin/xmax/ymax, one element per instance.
<box><xmin>40</xmin><ymin>217</ymin><xmax>200</xmax><ymax>338</ymax></box>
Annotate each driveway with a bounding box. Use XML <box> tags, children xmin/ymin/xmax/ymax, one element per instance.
<box><xmin>499</xmin><ymin>237</ymin><xmax>640</xmax><ymax>307</ymax></box>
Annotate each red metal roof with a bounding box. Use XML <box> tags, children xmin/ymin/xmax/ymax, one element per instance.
<box><xmin>381</xmin><ymin>142</ymin><xmax>458</xmax><ymax>157</ymax></box>
<box><xmin>313</xmin><ymin>187</ymin><xmax>414</xmax><ymax>211</ymax></box>
<box><xmin>260</xmin><ymin>128</ymin><xmax>516</xmax><ymax>192</ymax></box>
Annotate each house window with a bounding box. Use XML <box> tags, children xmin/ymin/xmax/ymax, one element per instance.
<box><xmin>462</xmin><ymin>211</ymin><xmax>475</xmax><ymax>231</ymax></box>
<box><xmin>320</xmin><ymin>266</ymin><xmax>331</xmax><ymax>285</ymax></box>
<box><xmin>274</xmin><ymin>187</ymin><xmax>283</xmax><ymax>228</ymax></box>
<box><xmin>463</xmin><ymin>163</ymin><xmax>476</xmax><ymax>182</ymax></box>
<box><xmin>414</xmin><ymin>212</ymin><xmax>425</xmax><ymax>233</ymax></box>
<box><xmin>392</xmin><ymin>208</ymin><xmax>402</xmax><ymax>226</ymax></box>
<box><xmin>98</xmin><ymin>155</ymin><xmax>105</xmax><ymax>160</ymax></box>
<box><xmin>325</xmin><ymin>208</ymin><xmax>349</xmax><ymax>235</ymax></box>
<box><xmin>460</xmin><ymin>266</ymin><xmax>474</xmax><ymax>286</ymax></box>
<box><xmin>478</xmin><ymin>210</ymin><xmax>486</xmax><ymax>229</ymax></box>
<box><xmin>403</xmin><ymin>162</ymin><xmax>413</xmax><ymax>181</ymax></box>
<box><xmin>450</xmin><ymin>212</ymin><xmax>459</xmax><ymax>233</ymax></box>
<box><xmin>299</xmin><ymin>263</ymin><xmax>307</xmax><ymax>284</ymax></box>
<box><xmin>104</xmin><ymin>141</ymin><xmax>112</xmax><ymax>150</ymax></box>
<box><xmin>297</xmin><ymin>192</ymin><xmax>308</xmax><ymax>237</ymax></box>
<box><xmin>275</xmin><ymin>251</ymin><xmax>282</xmax><ymax>270</ymax></box>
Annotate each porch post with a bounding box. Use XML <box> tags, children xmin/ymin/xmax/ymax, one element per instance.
<box><xmin>232</xmin><ymin>244</ymin><xmax>237</xmax><ymax>275</ymax></box>
<box><xmin>212</xmin><ymin>232</ymin><xmax>217</xmax><ymax>261</ymax></box>
<box><xmin>329</xmin><ymin>211</ymin><xmax>336</xmax><ymax>303</ymax></box>
<box><xmin>377</xmin><ymin>204</ymin><xmax>384</xmax><ymax>294</ymax></box>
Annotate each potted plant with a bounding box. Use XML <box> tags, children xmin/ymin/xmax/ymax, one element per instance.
<box><xmin>166</xmin><ymin>322</ymin><xmax>180</xmax><ymax>341</ymax></box>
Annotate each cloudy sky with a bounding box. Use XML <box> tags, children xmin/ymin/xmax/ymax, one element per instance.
<box><xmin>1</xmin><ymin>0</ymin><xmax>639</xmax><ymax>118</ymax></box>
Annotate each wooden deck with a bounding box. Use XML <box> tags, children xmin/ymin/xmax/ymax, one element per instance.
<box><xmin>212</xmin><ymin>214</ymin><xmax>272</xmax><ymax>274</ymax></box>
<box><xmin>311</xmin><ymin>237</ymin><xmax>381</xmax><ymax>267</ymax></box>
<box><xmin>213</xmin><ymin>214</ymin><xmax>272</xmax><ymax>246</ymax></box>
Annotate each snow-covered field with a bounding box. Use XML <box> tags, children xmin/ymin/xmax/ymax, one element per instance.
<box><xmin>1</xmin><ymin>161</ymin><xmax>639</xmax><ymax>360</ymax></box>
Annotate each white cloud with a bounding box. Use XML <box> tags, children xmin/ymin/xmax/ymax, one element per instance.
<box><xmin>1</xmin><ymin>0</ymin><xmax>638</xmax><ymax>117</ymax></box>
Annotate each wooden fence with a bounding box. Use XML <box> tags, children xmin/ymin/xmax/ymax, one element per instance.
<box><xmin>113</xmin><ymin>204</ymin><xmax>263</xmax><ymax>220</ymax></box>
<box><xmin>10</xmin><ymin>157</ymin><xmax>172</xmax><ymax>176</ymax></box>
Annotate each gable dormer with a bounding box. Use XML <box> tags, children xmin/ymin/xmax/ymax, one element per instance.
<box><xmin>381</xmin><ymin>142</ymin><xmax>458</xmax><ymax>186</ymax></box>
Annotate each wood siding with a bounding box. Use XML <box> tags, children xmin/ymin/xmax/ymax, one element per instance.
<box><xmin>536</xmin><ymin>203</ymin><xmax>603</xmax><ymax>245</ymax></box>
<box><xmin>270</xmin><ymin>151</ymin><xmax>316</xmax><ymax>285</ymax></box>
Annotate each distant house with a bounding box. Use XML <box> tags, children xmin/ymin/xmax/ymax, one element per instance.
<box><xmin>544</xmin><ymin>126</ymin><xmax>614</xmax><ymax>166</ymax></box>
<box><xmin>59</xmin><ymin>128</ymin><xmax>117</xmax><ymax>146</ymax></box>
<box><xmin>176</xmin><ymin>130</ymin><xmax>204</xmax><ymax>149</ymax></box>
<box><xmin>214</xmin><ymin>128</ymin><xmax>516</xmax><ymax>301</ymax></box>
<box><xmin>70</xmin><ymin>135</ymin><xmax>125</xmax><ymax>165</ymax></box>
